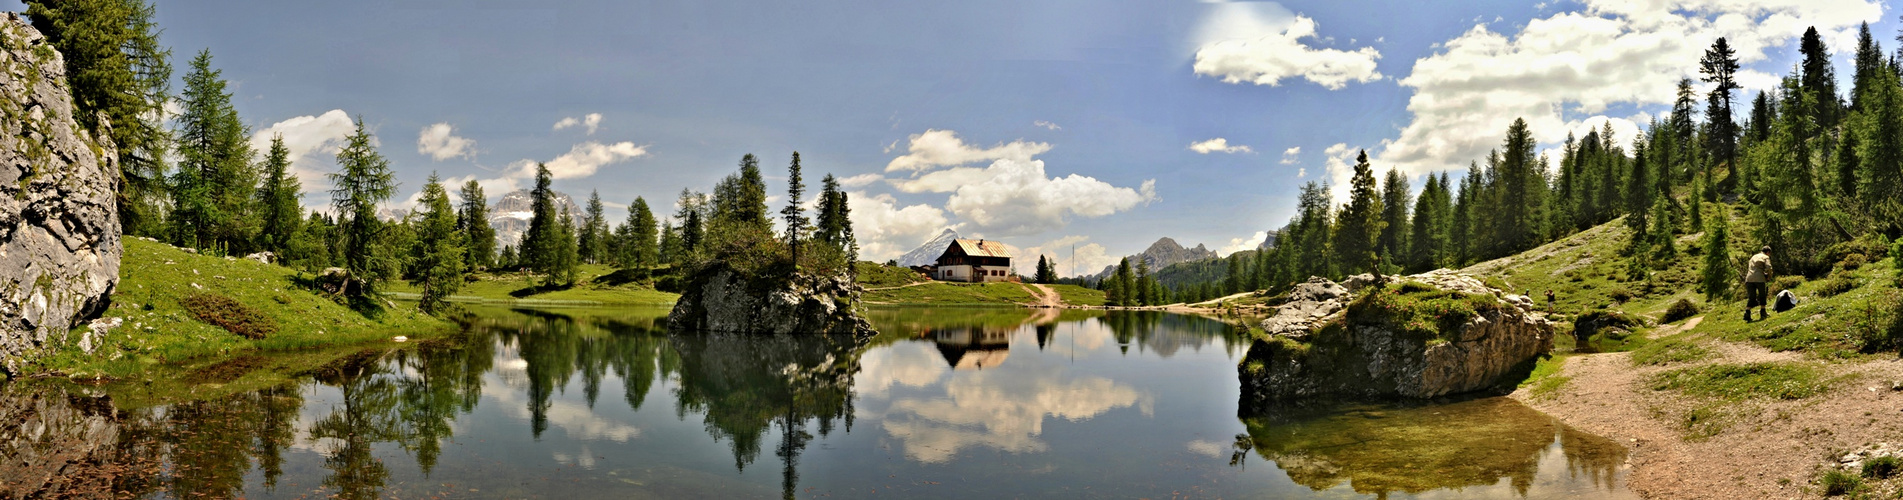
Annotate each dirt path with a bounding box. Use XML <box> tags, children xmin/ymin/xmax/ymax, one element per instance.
<box><xmin>1514</xmin><ymin>322</ymin><xmax>1903</xmax><ymax>499</ymax></box>
<box><xmin>863</xmin><ymin>281</ymin><xmax>935</xmax><ymax>292</ymax></box>
<box><xmin>1022</xmin><ymin>283</ymin><xmax>1061</xmax><ymax>308</ymax></box>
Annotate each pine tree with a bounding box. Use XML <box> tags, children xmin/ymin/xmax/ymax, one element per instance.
<box><xmin>1334</xmin><ymin>150</ymin><xmax>1387</xmax><ymax>275</ymax></box>
<box><xmin>1859</xmin><ymin>66</ymin><xmax>1903</xmax><ymax>236</ymax></box>
<box><xmin>457</xmin><ymin>180</ymin><xmax>496</xmax><ymax>270</ymax></box>
<box><xmin>255</xmin><ymin>135</ymin><xmax>302</xmax><ymax>255</ymax></box>
<box><xmin>554</xmin><ymin>206</ymin><xmax>580</xmax><ymax>287</ymax></box>
<box><xmin>1136</xmin><ymin>258</ymin><xmax>1152</xmax><ymax>306</ymax></box>
<box><xmin>1377</xmin><ymin>168</ymin><xmax>1410</xmax><ymax>269</ymax></box>
<box><xmin>781</xmin><ymin>152</ymin><xmax>810</xmax><ymax>265</ymax></box>
<box><xmin>328</xmin><ymin>117</ymin><xmax>398</xmax><ymax>297</ymax></box>
<box><xmin>1798</xmin><ymin>27</ymin><xmax>1843</xmax><ymax>132</ymax></box>
<box><xmin>1114</xmin><ymin>258</ymin><xmax>1135</xmax><ymax>307</ymax></box>
<box><xmin>658</xmin><ymin>221</ymin><xmax>681</xmax><ymax>265</ymax></box>
<box><xmin>1700</xmin><ymin>208</ymin><xmax>1735</xmax><ymax>301</ymax></box>
<box><xmin>1701</xmin><ymin>37</ymin><xmax>1741</xmax><ymax>196</ymax></box>
<box><xmin>24</xmin><ymin>0</ymin><xmax>173</xmax><ymax>236</ymax></box>
<box><xmin>1497</xmin><ymin>118</ymin><xmax>1541</xmax><ymax>253</ymax></box>
<box><xmin>578</xmin><ymin>190</ymin><xmax>607</xmax><ymax>265</ymax></box>
<box><xmin>622</xmin><ymin>197</ymin><xmax>660</xmax><ymax>270</ymax></box>
<box><xmin>674</xmin><ymin>189</ymin><xmax>706</xmax><ymax>259</ymax></box>
<box><xmin>1854</xmin><ymin>22</ymin><xmax>1885</xmax><ymax>112</ymax></box>
<box><xmin>410</xmin><ymin>173</ymin><xmax>465</xmax><ymax>314</ymax></box>
<box><xmin>522</xmin><ymin>164</ymin><xmax>560</xmax><ymax>284</ymax></box>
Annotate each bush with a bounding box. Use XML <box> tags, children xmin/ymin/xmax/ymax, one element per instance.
<box><xmin>1817</xmin><ymin>276</ymin><xmax>1856</xmax><ymax>298</ymax></box>
<box><xmin>1608</xmin><ymin>286</ymin><xmax>1635</xmax><ymax>303</ymax></box>
<box><xmin>1773</xmin><ymin>275</ymin><xmax>1805</xmax><ymax>295</ymax></box>
<box><xmin>1821</xmin><ymin>469</ymin><xmax>1864</xmax><ymax>496</ymax></box>
<box><xmin>1661</xmin><ymin>298</ymin><xmax>1698</xmax><ymax>324</ymax></box>
<box><xmin>179</xmin><ymin>292</ymin><xmax>277</xmax><ymax>340</ymax></box>
<box><xmin>1863</xmin><ymin>456</ymin><xmax>1901</xmax><ymax>479</ymax></box>
<box><xmin>1840</xmin><ymin>253</ymin><xmax>1868</xmax><ymax>272</ymax></box>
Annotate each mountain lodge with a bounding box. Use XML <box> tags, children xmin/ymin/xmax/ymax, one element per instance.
<box><xmin>934</xmin><ymin>239</ymin><xmax>1012</xmax><ymax>283</ymax></box>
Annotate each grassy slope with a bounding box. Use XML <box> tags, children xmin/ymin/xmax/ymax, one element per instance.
<box><xmin>32</xmin><ymin>238</ymin><xmax>454</xmax><ymax>388</ymax></box>
<box><xmin>385</xmin><ymin>263</ymin><xmax>679</xmax><ymax>305</ymax></box>
<box><xmin>855</xmin><ymin>260</ymin><xmax>1106</xmax><ymax>307</ymax></box>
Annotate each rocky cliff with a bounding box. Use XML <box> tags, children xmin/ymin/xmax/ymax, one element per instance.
<box><xmin>0</xmin><ymin>14</ymin><xmax>122</xmax><ymax>374</ymax></box>
<box><xmin>667</xmin><ymin>263</ymin><xmax>876</xmax><ymax>336</ymax></box>
<box><xmin>897</xmin><ymin>228</ymin><xmax>959</xmax><ymax>267</ymax></box>
<box><xmin>1237</xmin><ymin>270</ymin><xmax>1552</xmax><ymax>408</ymax></box>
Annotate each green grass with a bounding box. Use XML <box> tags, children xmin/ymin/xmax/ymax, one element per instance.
<box><xmin>1630</xmin><ymin>336</ymin><xmax>1712</xmax><ymax>366</ymax></box>
<box><xmin>856</xmin><ymin>261</ymin><xmax>929</xmax><ymax>288</ymax></box>
<box><xmin>1048</xmin><ymin>284</ymin><xmax>1106</xmax><ymax>306</ymax></box>
<box><xmin>32</xmin><ymin>238</ymin><xmax>452</xmax><ymax>382</ymax></box>
<box><xmin>1343</xmin><ymin>281</ymin><xmax>1502</xmax><ymax>344</ymax></box>
<box><xmin>385</xmin><ymin>263</ymin><xmax>679</xmax><ymax>305</ymax></box>
<box><xmin>1648</xmin><ymin>362</ymin><xmax>1833</xmax><ymax>400</ymax></box>
<box><xmin>1686</xmin><ymin>259</ymin><xmax>1901</xmax><ymax>359</ymax></box>
<box><xmin>1518</xmin><ymin>354</ymin><xmax>1570</xmax><ymax>398</ymax></box>
<box><xmin>862</xmin><ymin>281</ymin><xmax>1041</xmax><ymax>305</ymax></box>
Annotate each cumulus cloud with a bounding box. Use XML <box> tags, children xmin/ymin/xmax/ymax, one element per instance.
<box><xmin>249</xmin><ymin>109</ymin><xmax>356</xmax><ymax>196</ymax></box>
<box><xmin>942</xmin><ymin>159</ymin><xmax>1156</xmax><ymax>237</ymax></box>
<box><xmin>1033</xmin><ymin>120</ymin><xmax>1061</xmax><ymax>130</ymax></box>
<box><xmin>1188</xmin><ymin>137</ymin><xmax>1253</xmax><ymax>154</ymax></box>
<box><xmin>552</xmin><ymin>113</ymin><xmax>603</xmax><ymax>135</ymax></box>
<box><xmin>504</xmin><ymin>141</ymin><xmax>649</xmax><ymax>180</ymax></box>
<box><xmin>878</xmin><ymin>368</ymin><xmax>1149</xmax><ymax>464</ymax></box>
<box><xmin>1321</xmin><ymin>143</ymin><xmax>1362</xmax><ymax>202</ymax></box>
<box><xmin>1280</xmin><ymin>146</ymin><xmax>1301</xmax><ymax>165</ymax></box>
<box><xmin>1220</xmin><ymin>231</ymin><xmax>1270</xmax><ymax>256</ymax></box>
<box><xmin>416</xmin><ymin>122</ymin><xmax>475</xmax><ymax>161</ymax></box>
<box><xmin>837</xmin><ymin>173</ymin><xmax>884</xmax><ymax>188</ymax></box>
<box><xmin>885</xmin><ymin>129</ymin><xmax>1051</xmax><ymax>172</ymax></box>
<box><xmin>1014</xmin><ymin>235</ymin><xmax>1120</xmax><ymax>278</ymax></box>
<box><xmin>847</xmin><ymin>191</ymin><xmax>953</xmax><ymax>262</ymax></box>
<box><xmin>1193</xmin><ymin>11</ymin><xmax>1382</xmax><ymax>90</ymax></box>
<box><xmin>1376</xmin><ymin>0</ymin><xmax>1881</xmax><ymax>178</ymax></box>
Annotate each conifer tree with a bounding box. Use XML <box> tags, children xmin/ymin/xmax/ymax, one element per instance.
<box><xmin>658</xmin><ymin>220</ymin><xmax>680</xmax><ymax>265</ymax></box>
<box><xmin>674</xmin><ymin>189</ymin><xmax>706</xmax><ymax>258</ymax></box>
<box><xmin>171</xmin><ymin>49</ymin><xmax>256</xmax><ymax>252</ymax></box>
<box><xmin>1377</xmin><ymin>168</ymin><xmax>1410</xmax><ymax>268</ymax></box>
<box><xmin>457</xmin><ymin>180</ymin><xmax>496</xmax><ymax>270</ymax></box>
<box><xmin>1700</xmin><ymin>207</ymin><xmax>1735</xmax><ymax>301</ymax></box>
<box><xmin>814</xmin><ymin>174</ymin><xmax>857</xmax><ymax>262</ymax></box>
<box><xmin>410</xmin><ymin>173</ymin><xmax>465</xmax><ymax>314</ymax></box>
<box><xmin>621</xmin><ymin>197</ymin><xmax>659</xmax><ymax>270</ymax></box>
<box><xmin>1701</xmin><ymin>37</ymin><xmax>1741</xmax><ymax>196</ymax></box>
<box><xmin>781</xmin><ymin>152</ymin><xmax>810</xmax><ymax>265</ymax></box>
<box><xmin>25</xmin><ymin>0</ymin><xmax>173</xmax><ymax>236</ymax></box>
<box><xmin>1853</xmin><ymin>22</ymin><xmax>1885</xmax><ymax>112</ymax></box>
<box><xmin>578</xmin><ymin>190</ymin><xmax>607</xmax><ymax>264</ymax></box>
<box><xmin>1334</xmin><ymin>150</ymin><xmax>1386</xmax><ymax>275</ymax></box>
<box><xmin>329</xmin><ymin>117</ymin><xmax>398</xmax><ymax>297</ymax></box>
<box><xmin>1136</xmin><ymin>258</ymin><xmax>1152</xmax><ymax>306</ymax></box>
<box><xmin>1114</xmin><ymin>258</ymin><xmax>1134</xmax><ymax>306</ymax></box>
<box><xmin>522</xmin><ymin>164</ymin><xmax>560</xmax><ymax>285</ymax></box>
<box><xmin>256</xmin><ymin>135</ymin><xmax>302</xmax><ymax>254</ymax></box>
<box><xmin>1798</xmin><ymin>27</ymin><xmax>1843</xmax><ymax>132</ymax></box>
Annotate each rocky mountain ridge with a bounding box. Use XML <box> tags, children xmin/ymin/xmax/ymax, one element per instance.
<box><xmin>1091</xmin><ymin>237</ymin><xmax>1217</xmax><ymax>279</ymax></box>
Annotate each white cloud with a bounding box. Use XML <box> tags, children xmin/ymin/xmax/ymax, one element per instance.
<box><xmin>838</xmin><ymin>173</ymin><xmax>884</xmax><ymax>188</ymax></box>
<box><xmin>847</xmin><ymin>191</ymin><xmax>953</xmax><ymax>262</ymax></box>
<box><xmin>1033</xmin><ymin>120</ymin><xmax>1062</xmax><ymax>130</ymax></box>
<box><xmin>416</xmin><ymin>122</ymin><xmax>475</xmax><ymax>161</ymax></box>
<box><xmin>1280</xmin><ymin>146</ymin><xmax>1301</xmax><ymax>165</ymax></box>
<box><xmin>885</xmin><ymin>129</ymin><xmax>1052</xmax><ymax>172</ymax></box>
<box><xmin>1014</xmin><ymin>235</ymin><xmax>1120</xmax><ymax>278</ymax></box>
<box><xmin>877</xmin><ymin>368</ymin><xmax>1149</xmax><ymax>464</ymax></box>
<box><xmin>1321</xmin><ymin>143</ymin><xmax>1361</xmax><ymax>202</ymax></box>
<box><xmin>1219</xmin><ymin>231</ymin><xmax>1269</xmax><ymax>256</ymax></box>
<box><xmin>1193</xmin><ymin>12</ymin><xmax>1383</xmax><ymax>90</ymax></box>
<box><xmin>505</xmin><ymin>141</ymin><xmax>648</xmax><ymax>180</ymax></box>
<box><xmin>940</xmin><ymin>159</ymin><xmax>1156</xmax><ymax>237</ymax></box>
<box><xmin>249</xmin><ymin>109</ymin><xmax>356</xmax><ymax>197</ymax></box>
<box><xmin>1376</xmin><ymin>0</ymin><xmax>1881</xmax><ymax>178</ymax></box>
<box><xmin>552</xmin><ymin>112</ymin><xmax>604</xmax><ymax>135</ymax></box>
<box><xmin>1188</xmin><ymin>137</ymin><xmax>1253</xmax><ymax>154</ymax></box>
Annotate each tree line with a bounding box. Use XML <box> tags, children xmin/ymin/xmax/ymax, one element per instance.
<box><xmin>27</xmin><ymin>0</ymin><xmax>858</xmax><ymax>316</ymax></box>
<box><xmin>1160</xmin><ymin>25</ymin><xmax>1903</xmax><ymax>303</ymax></box>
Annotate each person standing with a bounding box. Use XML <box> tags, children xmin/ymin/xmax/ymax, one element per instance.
<box><xmin>1744</xmin><ymin>245</ymin><xmax>1772</xmax><ymax>321</ymax></box>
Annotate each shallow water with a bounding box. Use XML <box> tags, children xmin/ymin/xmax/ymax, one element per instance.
<box><xmin>0</xmin><ymin>306</ymin><xmax>1636</xmax><ymax>499</ymax></box>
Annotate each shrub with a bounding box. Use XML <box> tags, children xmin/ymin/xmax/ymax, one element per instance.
<box><xmin>1840</xmin><ymin>253</ymin><xmax>1868</xmax><ymax>272</ymax></box>
<box><xmin>1661</xmin><ymin>298</ymin><xmax>1698</xmax><ymax>324</ymax></box>
<box><xmin>1821</xmin><ymin>469</ymin><xmax>1863</xmax><ymax>496</ymax></box>
<box><xmin>179</xmin><ymin>292</ymin><xmax>277</xmax><ymax>340</ymax></box>
<box><xmin>1817</xmin><ymin>276</ymin><xmax>1856</xmax><ymax>298</ymax></box>
<box><xmin>1863</xmin><ymin>456</ymin><xmax>1901</xmax><ymax>479</ymax></box>
<box><xmin>1608</xmin><ymin>286</ymin><xmax>1635</xmax><ymax>303</ymax></box>
<box><xmin>1773</xmin><ymin>275</ymin><xmax>1805</xmax><ymax>295</ymax></box>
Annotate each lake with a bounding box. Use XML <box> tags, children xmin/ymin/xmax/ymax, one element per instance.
<box><xmin>0</xmin><ymin>306</ymin><xmax>1635</xmax><ymax>499</ymax></box>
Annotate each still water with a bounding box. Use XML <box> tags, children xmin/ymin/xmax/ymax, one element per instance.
<box><xmin>1</xmin><ymin>306</ymin><xmax>1635</xmax><ymax>499</ymax></box>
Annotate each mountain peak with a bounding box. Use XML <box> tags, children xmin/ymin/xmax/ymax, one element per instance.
<box><xmin>896</xmin><ymin>228</ymin><xmax>962</xmax><ymax>267</ymax></box>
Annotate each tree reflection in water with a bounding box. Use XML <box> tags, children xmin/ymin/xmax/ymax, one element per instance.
<box><xmin>1237</xmin><ymin>397</ymin><xmax>1629</xmax><ymax>498</ymax></box>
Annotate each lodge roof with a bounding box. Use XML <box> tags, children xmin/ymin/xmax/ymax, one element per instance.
<box><xmin>947</xmin><ymin>239</ymin><xmax>1012</xmax><ymax>259</ymax></box>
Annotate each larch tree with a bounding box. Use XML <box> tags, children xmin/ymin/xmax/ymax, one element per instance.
<box><xmin>578</xmin><ymin>190</ymin><xmax>608</xmax><ymax>265</ymax></box>
<box><xmin>457</xmin><ymin>180</ymin><xmax>496</xmax><ymax>271</ymax></box>
<box><xmin>256</xmin><ymin>135</ymin><xmax>302</xmax><ymax>255</ymax></box>
<box><xmin>328</xmin><ymin>117</ymin><xmax>398</xmax><ymax>297</ymax></box>
<box><xmin>781</xmin><ymin>152</ymin><xmax>810</xmax><ymax>264</ymax></box>
<box><xmin>1700</xmin><ymin>37</ymin><xmax>1741</xmax><ymax>197</ymax></box>
<box><xmin>1334</xmin><ymin>150</ymin><xmax>1386</xmax><ymax>276</ymax></box>
<box><xmin>24</xmin><ymin>0</ymin><xmax>173</xmax><ymax>236</ymax></box>
<box><xmin>410</xmin><ymin>173</ymin><xmax>466</xmax><ymax>314</ymax></box>
<box><xmin>622</xmin><ymin>197</ymin><xmax>659</xmax><ymax>270</ymax></box>
<box><xmin>522</xmin><ymin>164</ymin><xmax>560</xmax><ymax>285</ymax></box>
<box><xmin>171</xmin><ymin>49</ymin><xmax>255</xmax><ymax>252</ymax></box>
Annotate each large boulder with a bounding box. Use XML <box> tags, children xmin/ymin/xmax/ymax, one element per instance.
<box><xmin>1239</xmin><ymin>270</ymin><xmax>1553</xmax><ymax>408</ymax></box>
<box><xmin>667</xmin><ymin>263</ymin><xmax>876</xmax><ymax>336</ymax></box>
<box><xmin>0</xmin><ymin>14</ymin><xmax>122</xmax><ymax>374</ymax></box>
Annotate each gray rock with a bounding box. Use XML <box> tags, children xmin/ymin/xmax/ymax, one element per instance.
<box><xmin>1239</xmin><ymin>270</ymin><xmax>1555</xmax><ymax>405</ymax></box>
<box><xmin>243</xmin><ymin>251</ymin><xmax>274</xmax><ymax>265</ymax></box>
<box><xmin>0</xmin><ymin>14</ymin><xmax>122</xmax><ymax>374</ymax></box>
<box><xmin>667</xmin><ymin>264</ymin><xmax>876</xmax><ymax>336</ymax></box>
<box><xmin>0</xmin><ymin>386</ymin><xmax>124</xmax><ymax>498</ymax></box>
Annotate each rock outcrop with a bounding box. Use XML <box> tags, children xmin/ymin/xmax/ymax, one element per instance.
<box><xmin>1238</xmin><ymin>270</ymin><xmax>1553</xmax><ymax>407</ymax></box>
<box><xmin>0</xmin><ymin>14</ymin><xmax>122</xmax><ymax>374</ymax></box>
<box><xmin>667</xmin><ymin>263</ymin><xmax>876</xmax><ymax>336</ymax></box>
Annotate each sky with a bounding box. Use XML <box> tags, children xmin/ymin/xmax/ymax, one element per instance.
<box><xmin>7</xmin><ymin>0</ymin><xmax>1894</xmax><ymax>276</ymax></box>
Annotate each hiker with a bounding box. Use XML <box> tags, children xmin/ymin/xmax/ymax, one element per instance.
<box><xmin>1545</xmin><ymin>290</ymin><xmax>1556</xmax><ymax>311</ymax></box>
<box><xmin>1745</xmin><ymin>245</ymin><xmax>1772</xmax><ymax>321</ymax></box>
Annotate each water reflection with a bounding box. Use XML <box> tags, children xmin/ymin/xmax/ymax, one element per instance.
<box><xmin>1239</xmin><ymin>397</ymin><xmax>1633</xmax><ymax>499</ymax></box>
<box><xmin>0</xmin><ymin>306</ymin><xmax>1634</xmax><ymax>499</ymax></box>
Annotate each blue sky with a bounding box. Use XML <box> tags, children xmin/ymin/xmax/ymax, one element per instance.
<box><xmin>8</xmin><ymin>0</ymin><xmax>1893</xmax><ymax>275</ymax></box>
